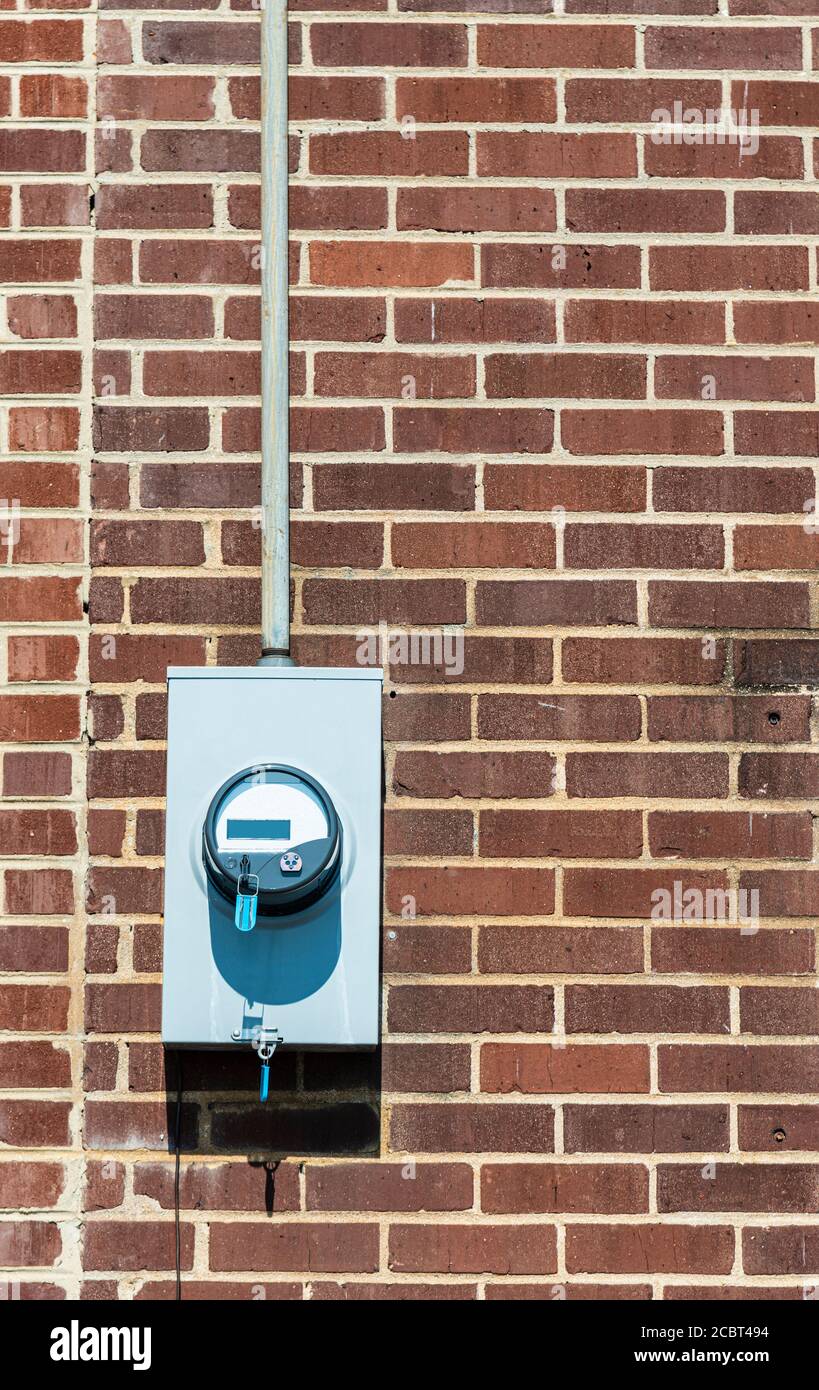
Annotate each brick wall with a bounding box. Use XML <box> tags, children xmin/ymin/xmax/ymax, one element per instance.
<box><xmin>1</xmin><ymin>0</ymin><xmax>818</xmax><ymax>1299</ymax></box>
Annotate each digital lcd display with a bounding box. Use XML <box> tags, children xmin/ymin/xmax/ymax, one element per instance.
<box><xmin>227</xmin><ymin>819</ymin><xmax>291</xmax><ymax>840</ymax></box>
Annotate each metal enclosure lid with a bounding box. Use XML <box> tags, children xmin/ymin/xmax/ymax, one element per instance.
<box><xmin>161</xmin><ymin>665</ymin><xmax>383</xmax><ymax>1049</ymax></box>
<box><xmin>167</xmin><ymin>666</ymin><xmax>383</xmax><ymax>681</ymax></box>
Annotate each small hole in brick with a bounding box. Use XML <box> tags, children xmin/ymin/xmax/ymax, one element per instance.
<box><xmin>768</xmin><ymin>711</ymin><xmax>780</xmax><ymax>725</ymax></box>
<box><xmin>389</xmin><ymin>690</ymin><xmax>397</xmax><ymax>698</ymax></box>
<box><xmin>773</xmin><ymin>1128</ymin><xmax>786</xmax><ymax>1143</ymax></box>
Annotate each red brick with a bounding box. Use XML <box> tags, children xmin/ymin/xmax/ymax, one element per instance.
<box><xmin>85</xmin><ymin>984</ymin><xmax>160</xmax><ymax>1034</ymax></box>
<box><xmin>389</xmin><ymin>985</ymin><xmax>553</xmax><ymax>1035</ymax></box>
<box><xmin>645</xmin><ymin>25</ymin><xmax>802</xmax><ymax>69</ymax></box>
<box><xmin>389</xmin><ymin>1223</ymin><xmax>557</xmax><ymax>1275</ymax></box>
<box><xmin>735</xmin><ymin>191</ymin><xmax>819</xmax><ymax>236</ymax></box>
<box><xmin>396</xmin><ymin>296</ymin><xmax>554</xmax><ymax>345</ymax></box>
<box><xmin>483</xmin><ymin>243</ymin><xmax>640</xmax><ymax>290</ymax></box>
<box><xmin>0</xmin><ymin>1100</ymin><xmax>70</xmax><ymax>1148</ymax></box>
<box><xmin>393</xmin><ymin>750</ymin><xmax>555</xmax><ymax>800</ymax></box>
<box><xmin>479</xmin><ymin>925</ymin><xmax>643</xmax><ymax>975</ymax></box>
<box><xmin>397</xmin><ymin>76</ymin><xmax>555</xmax><ymax>122</ymax></box>
<box><xmin>478</xmin><ymin>695</ymin><xmax>640</xmax><ymax>744</ymax></box>
<box><xmin>4</xmin><ymin>752</ymin><xmax>72</xmax><ymax>798</ymax></box>
<box><xmin>7</xmin><ymin>295</ymin><xmax>77</xmax><ymax>340</ymax></box>
<box><xmin>562</xmin><ymin>409</ymin><xmax>723</xmax><ymax>456</ymax></box>
<box><xmin>311</xmin><ymin>241</ymin><xmax>473</xmax><ymax>289</ymax></box>
<box><xmin>568</xmin><ymin>188</ymin><xmax>724</xmax><ymax>233</ymax></box>
<box><xmin>566</xmin><ymin>984</ymin><xmax>729</xmax><ymax>1034</ymax></box>
<box><xmin>0</xmin><ymin>1161</ymin><xmax>64</xmax><ymax>1209</ymax></box>
<box><xmin>563</xmin><ymin>637</ymin><xmax>725</xmax><ymax>686</ymax></box>
<box><xmin>735</xmin><ymin>302</ymin><xmax>819</xmax><ymax>345</ymax></box>
<box><xmin>566</xmin><ymin>522</ymin><xmax>722</xmax><ymax>569</ymax></box>
<box><xmin>9</xmin><ymin>407</ymin><xmax>79</xmax><ymax>452</ymax></box>
<box><xmin>738</xmin><ymin>1105</ymin><xmax>819</xmax><ymax>1153</ymax></box>
<box><xmin>310</xmin><ymin>131</ymin><xmax>468</xmax><ymax>177</ymax></box>
<box><xmin>0</xmin><ymin>129</ymin><xmax>85</xmax><ymax>173</ymax></box>
<box><xmin>303</xmin><ymin>577</ymin><xmax>463</xmax><ymax>626</ymax></box>
<box><xmin>3</xmin><ymin>239</ymin><xmax>81</xmax><ymax>283</ymax></box>
<box><xmin>482</xmin><ymin>1163</ymin><xmax>648</xmax><ymax>1214</ymax></box>
<box><xmin>649</xmin><ymin>579</ymin><xmax>810</xmax><ymax>630</ymax></box>
<box><xmin>649</xmin><ymin>809</ymin><xmax>811</xmax><ymax>860</ymax></box>
<box><xmin>6</xmin><ymin>519</ymin><xmax>82</xmax><ymax>565</ymax></box>
<box><xmin>656</xmin><ymin>355</ymin><xmax>813</xmax><ymax>403</ymax></box>
<box><xmin>314</xmin><ymin>351</ymin><xmax>474</xmax><ymax>399</ymax></box>
<box><xmin>480</xmin><ymin>132</ymin><xmax>636</xmax><ymax>179</ymax></box>
<box><xmin>96</xmin><ymin>186</ymin><xmax>212</xmax><ymax>232</ymax></box>
<box><xmin>390</xmin><ymin>1102</ymin><xmax>553</xmax><ymax>1154</ymax></box>
<box><xmin>0</xmin><ymin>19</ymin><xmax>83</xmax><ymax>61</ymax></box>
<box><xmin>649</xmin><ymin>696</ymin><xmax>810</xmax><ymax>746</ymax></box>
<box><xmin>0</xmin><ymin>461</ymin><xmax>78</xmax><ymax>508</ymax></box>
<box><xmin>135</xmin><ymin>1161</ymin><xmax>300</xmax><ymax>1213</ymax></box>
<box><xmin>306</xmin><ymin>1163</ymin><xmax>472</xmax><ymax>1212</ymax></box>
<box><xmin>20</xmin><ymin>73</ymin><xmax>86</xmax><ymax>117</ymax></box>
<box><xmin>83</xmin><ymin>1221</ymin><xmax>193</xmax><ymax>1273</ymax></box>
<box><xmin>481</xmin><ymin>1043</ymin><xmax>650</xmax><ymax>1094</ymax></box>
<box><xmin>386</xmin><ymin>866</ymin><xmax>554</xmax><ymax>917</ymax></box>
<box><xmin>478</xmin><ymin>23</ymin><xmax>634</xmax><ymax>68</ymax></box>
<box><xmin>288</xmin><ymin>74</ymin><xmax>384</xmax><ymax>122</ymax></box>
<box><xmin>566</xmin><ymin>77</ymin><xmax>721</xmax><ymax>122</ymax></box>
<box><xmin>485</xmin><ymin>463</ymin><xmax>645</xmax><ymax>513</ymax></box>
<box><xmin>0</xmin><ymin>809</ymin><xmax>76</xmax><ymax>857</ymax></box>
<box><xmin>646</xmin><ymin>137</ymin><xmax>802</xmax><ymax>180</ymax></box>
<box><xmin>564</xmin><ymin>868</ymin><xmax>729</xmax><ymax>918</ymax></box>
<box><xmin>565</xmin><ymin>1104</ymin><xmax>729</xmax><ymax>1155</ymax></box>
<box><xmin>140</xmin><ymin>239</ymin><xmax>261</xmax><ymax>285</ymax></box>
<box><xmin>0</xmin><ymin>925</ymin><xmax>67</xmax><ymax>974</ymax></box>
<box><xmin>735</xmin><ymin>410</ymin><xmax>818</xmax><ymax>457</ymax></box>
<box><xmin>651</xmin><ymin>246</ymin><xmax>808</xmax><ymax>292</ymax></box>
<box><xmin>740</xmin><ymin>987</ymin><xmax>819</xmax><ymax>1037</ymax></box>
<box><xmin>210</xmin><ymin>1222</ymin><xmax>379</xmax><ymax>1274</ymax></box>
<box><xmin>659</xmin><ymin>1044</ymin><xmax>819</xmax><ymax>1093</ymax></box>
<box><xmin>565</xmin><ymin>299</ymin><xmax>724</xmax><ymax>346</ymax></box>
<box><xmin>568</xmin><ymin>1223</ymin><xmax>734</xmax><ymax>1274</ymax></box>
<box><xmin>486</xmin><ymin>352</ymin><xmax>645</xmax><ymax>400</ymax></box>
<box><xmin>660</xmin><ymin>1163</ymin><xmax>818</xmax><ymax>1213</ymax></box>
<box><xmin>393</xmin><ymin>521</ymin><xmax>553</xmax><ymax>569</ymax></box>
<box><xmin>654</xmin><ymin>465</ymin><xmax>812</xmax><ymax>514</ymax></box>
<box><xmin>728</xmin><ymin>78</ymin><xmax>817</xmax><ymax>123</ymax></box>
<box><xmin>744</xmin><ymin>1227</ymin><xmax>819</xmax><ymax>1276</ymax></box>
<box><xmin>567</xmin><ymin>752</ymin><xmax>728</xmax><ymax>799</ymax></box>
<box><xmin>311</xmin><ymin>22</ymin><xmax>466</xmax><ymax>67</ymax></box>
<box><xmin>0</xmin><ymin>1221</ymin><xmax>61</xmax><ymax>1268</ymax></box>
<box><xmin>0</xmin><ymin>984</ymin><xmax>70</xmax><ymax>1031</ymax></box>
<box><xmin>0</xmin><ymin>693</ymin><xmax>79</xmax><ymax>742</ymax></box>
<box><xmin>653</xmin><ymin>927</ymin><xmax>813</xmax><ymax>977</ymax></box>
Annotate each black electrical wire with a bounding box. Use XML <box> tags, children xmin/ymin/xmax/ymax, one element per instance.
<box><xmin>174</xmin><ymin>1050</ymin><xmax>183</xmax><ymax>1301</ymax></box>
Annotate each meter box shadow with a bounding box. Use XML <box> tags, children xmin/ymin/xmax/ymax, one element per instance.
<box><xmin>162</xmin><ymin>667</ymin><xmax>383</xmax><ymax>1055</ymax></box>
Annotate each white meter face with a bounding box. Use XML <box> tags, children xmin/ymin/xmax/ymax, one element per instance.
<box><xmin>214</xmin><ymin>770</ymin><xmax>330</xmax><ymax>854</ymax></box>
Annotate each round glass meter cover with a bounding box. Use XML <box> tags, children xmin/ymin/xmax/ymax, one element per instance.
<box><xmin>203</xmin><ymin>765</ymin><xmax>340</xmax><ymax>913</ymax></box>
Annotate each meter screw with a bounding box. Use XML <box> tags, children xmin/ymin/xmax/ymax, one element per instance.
<box><xmin>280</xmin><ymin>850</ymin><xmax>303</xmax><ymax>875</ymax></box>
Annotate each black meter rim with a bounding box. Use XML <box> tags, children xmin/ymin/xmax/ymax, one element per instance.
<box><xmin>203</xmin><ymin>762</ymin><xmax>340</xmax><ymax>916</ymax></box>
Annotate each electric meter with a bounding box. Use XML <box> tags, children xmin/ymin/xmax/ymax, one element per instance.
<box><xmin>161</xmin><ymin>666</ymin><xmax>382</xmax><ymax>1051</ymax></box>
<box><xmin>203</xmin><ymin>764</ymin><xmax>341</xmax><ymax>927</ymax></box>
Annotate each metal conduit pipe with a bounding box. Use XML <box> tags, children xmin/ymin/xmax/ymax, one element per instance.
<box><xmin>258</xmin><ymin>0</ymin><xmax>293</xmax><ymax>666</ymax></box>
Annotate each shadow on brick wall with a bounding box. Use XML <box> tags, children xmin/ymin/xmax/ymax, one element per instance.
<box><xmin>162</xmin><ymin>1047</ymin><xmax>381</xmax><ymax>1161</ymax></box>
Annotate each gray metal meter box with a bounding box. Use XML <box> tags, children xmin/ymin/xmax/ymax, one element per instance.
<box><xmin>161</xmin><ymin>666</ymin><xmax>382</xmax><ymax>1049</ymax></box>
